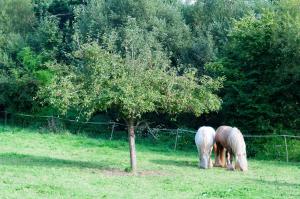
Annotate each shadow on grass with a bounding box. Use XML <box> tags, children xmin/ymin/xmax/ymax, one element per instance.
<box><xmin>0</xmin><ymin>152</ymin><xmax>167</xmax><ymax>176</ymax></box>
<box><xmin>150</xmin><ymin>159</ymin><xmax>198</xmax><ymax>168</ymax></box>
<box><xmin>251</xmin><ymin>159</ymin><xmax>300</xmax><ymax>169</ymax></box>
<box><xmin>0</xmin><ymin>152</ymin><xmax>113</xmax><ymax>170</ymax></box>
<box><xmin>251</xmin><ymin>178</ymin><xmax>300</xmax><ymax>189</ymax></box>
<box><xmin>0</xmin><ymin>125</ymin><xmax>197</xmax><ymax>159</ymax></box>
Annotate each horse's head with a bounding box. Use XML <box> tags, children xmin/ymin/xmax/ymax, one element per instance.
<box><xmin>235</xmin><ymin>153</ymin><xmax>248</xmax><ymax>171</ymax></box>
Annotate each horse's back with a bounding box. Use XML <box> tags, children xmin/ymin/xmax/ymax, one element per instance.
<box><xmin>195</xmin><ymin>126</ymin><xmax>215</xmax><ymax>147</ymax></box>
<box><xmin>215</xmin><ymin>126</ymin><xmax>233</xmax><ymax>147</ymax></box>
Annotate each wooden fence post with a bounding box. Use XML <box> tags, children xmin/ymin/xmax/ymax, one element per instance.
<box><xmin>52</xmin><ymin>116</ymin><xmax>55</xmax><ymax>132</ymax></box>
<box><xmin>110</xmin><ymin>123</ymin><xmax>116</xmax><ymax>140</ymax></box>
<box><xmin>284</xmin><ymin>135</ymin><xmax>289</xmax><ymax>162</ymax></box>
<box><xmin>174</xmin><ymin>129</ymin><xmax>180</xmax><ymax>151</ymax></box>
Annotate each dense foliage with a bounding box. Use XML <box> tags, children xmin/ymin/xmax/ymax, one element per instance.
<box><xmin>218</xmin><ymin>3</ymin><xmax>300</xmax><ymax>134</ymax></box>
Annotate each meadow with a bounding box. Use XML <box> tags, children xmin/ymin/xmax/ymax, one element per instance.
<box><xmin>0</xmin><ymin>126</ymin><xmax>299</xmax><ymax>199</ymax></box>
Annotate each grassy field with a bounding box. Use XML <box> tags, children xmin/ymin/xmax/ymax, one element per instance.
<box><xmin>0</xmin><ymin>126</ymin><xmax>299</xmax><ymax>199</ymax></box>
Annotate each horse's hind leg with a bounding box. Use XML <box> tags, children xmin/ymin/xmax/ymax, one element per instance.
<box><xmin>226</xmin><ymin>150</ymin><xmax>230</xmax><ymax>166</ymax></box>
<box><xmin>219</xmin><ymin>146</ymin><xmax>226</xmax><ymax>167</ymax></box>
<box><xmin>226</xmin><ymin>150</ymin><xmax>234</xmax><ymax>170</ymax></box>
<box><xmin>213</xmin><ymin>143</ymin><xmax>218</xmax><ymax>166</ymax></box>
<box><xmin>214</xmin><ymin>143</ymin><xmax>225</xmax><ymax>167</ymax></box>
<box><xmin>213</xmin><ymin>143</ymin><xmax>219</xmax><ymax>166</ymax></box>
<box><xmin>197</xmin><ymin>147</ymin><xmax>202</xmax><ymax>168</ymax></box>
<box><xmin>230</xmin><ymin>152</ymin><xmax>234</xmax><ymax>166</ymax></box>
<box><xmin>208</xmin><ymin>146</ymin><xmax>213</xmax><ymax>168</ymax></box>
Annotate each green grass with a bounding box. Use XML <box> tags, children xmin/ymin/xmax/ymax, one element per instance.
<box><xmin>0</xmin><ymin>126</ymin><xmax>299</xmax><ymax>199</ymax></box>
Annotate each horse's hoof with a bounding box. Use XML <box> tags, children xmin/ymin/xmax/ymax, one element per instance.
<box><xmin>227</xmin><ymin>165</ymin><xmax>235</xmax><ymax>171</ymax></box>
<box><xmin>213</xmin><ymin>163</ymin><xmax>222</xmax><ymax>167</ymax></box>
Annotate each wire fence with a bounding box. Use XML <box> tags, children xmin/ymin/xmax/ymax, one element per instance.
<box><xmin>1</xmin><ymin>111</ymin><xmax>299</xmax><ymax>162</ymax></box>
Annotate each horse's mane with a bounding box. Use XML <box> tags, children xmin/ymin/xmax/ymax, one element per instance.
<box><xmin>228</xmin><ymin>127</ymin><xmax>246</xmax><ymax>155</ymax></box>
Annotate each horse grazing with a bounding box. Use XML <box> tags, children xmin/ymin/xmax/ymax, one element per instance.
<box><xmin>214</xmin><ymin>126</ymin><xmax>248</xmax><ymax>171</ymax></box>
<box><xmin>195</xmin><ymin>126</ymin><xmax>216</xmax><ymax>169</ymax></box>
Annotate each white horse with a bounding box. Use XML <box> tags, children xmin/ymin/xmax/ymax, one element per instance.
<box><xmin>195</xmin><ymin>126</ymin><xmax>216</xmax><ymax>169</ymax></box>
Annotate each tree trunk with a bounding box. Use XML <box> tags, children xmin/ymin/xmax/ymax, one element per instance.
<box><xmin>128</xmin><ymin>118</ymin><xmax>137</xmax><ymax>173</ymax></box>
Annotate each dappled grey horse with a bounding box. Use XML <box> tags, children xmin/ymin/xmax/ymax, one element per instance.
<box><xmin>214</xmin><ymin>126</ymin><xmax>248</xmax><ymax>171</ymax></box>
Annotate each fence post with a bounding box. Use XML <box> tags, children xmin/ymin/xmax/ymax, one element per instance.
<box><xmin>48</xmin><ymin>115</ymin><xmax>57</xmax><ymax>132</ymax></box>
<box><xmin>4</xmin><ymin>111</ymin><xmax>7</xmax><ymax>126</ymax></box>
<box><xmin>284</xmin><ymin>135</ymin><xmax>289</xmax><ymax>162</ymax></box>
<box><xmin>174</xmin><ymin>129</ymin><xmax>180</xmax><ymax>151</ymax></box>
<box><xmin>110</xmin><ymin>122</ymin><xmax>116</xmax><ymax>140</ymax></box>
